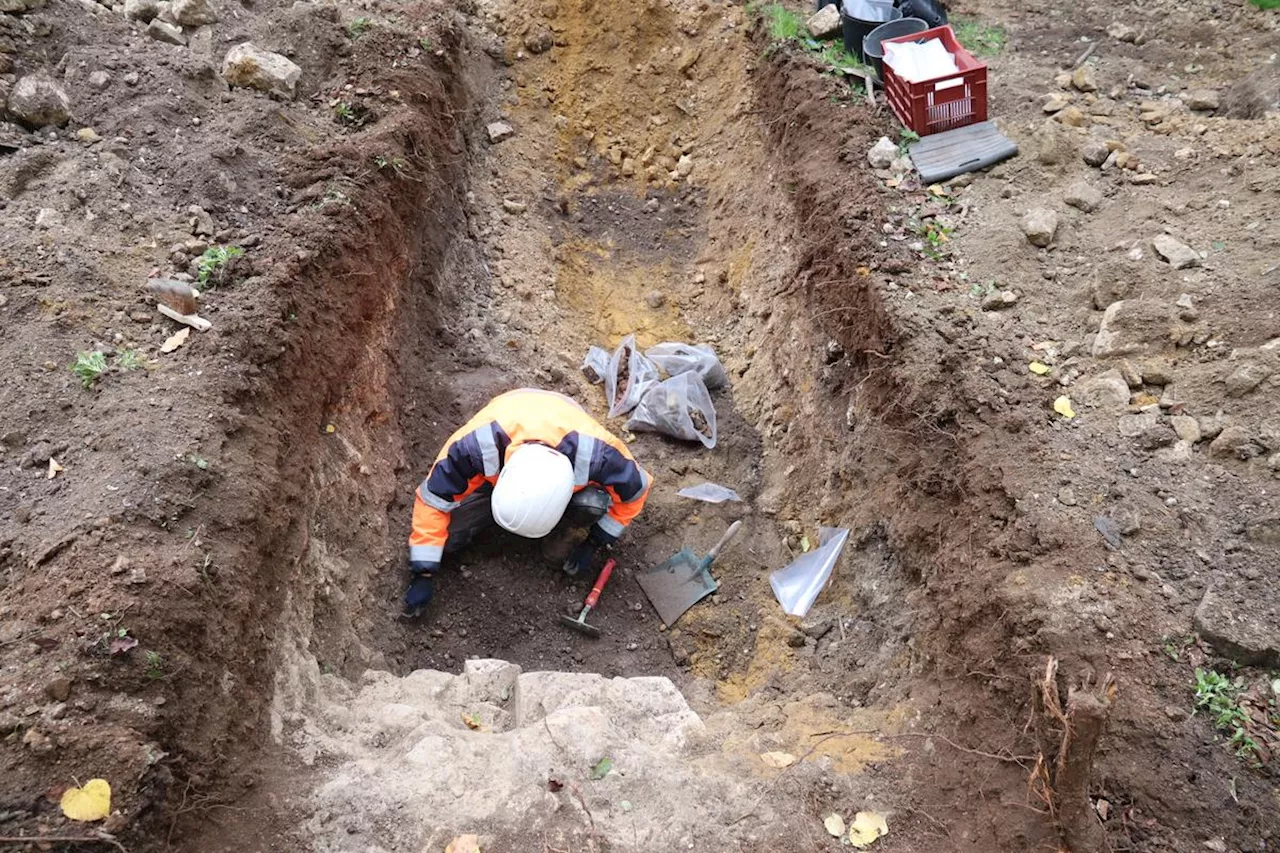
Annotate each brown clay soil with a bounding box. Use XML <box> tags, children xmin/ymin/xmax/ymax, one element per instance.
<box><xmin>2</xmin><ymin>0</ymin><xmax>1279</xmax><ymax>847</ymax></box>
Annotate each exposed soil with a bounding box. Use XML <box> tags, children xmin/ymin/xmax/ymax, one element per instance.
<box><xmin>2</xmin><ymin>0</ymin><xmax>1279</xmax><ymax>847</ymax></box>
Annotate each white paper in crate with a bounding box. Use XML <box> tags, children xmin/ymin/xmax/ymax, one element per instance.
<box><xmin>770</xmin><ymin>526</ymin><xmax>851</xmax><ymax>617</ymax></box>
<box><xmin>883</xmin><ymin>38</ymin><xmax>959</xmax><ymax>83</ymax></box>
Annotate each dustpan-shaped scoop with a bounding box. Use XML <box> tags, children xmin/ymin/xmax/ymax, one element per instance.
<box><xmin>637</xmin><ymin>521</ymin><xmax>742</xmax><ymax>627</ymax></box>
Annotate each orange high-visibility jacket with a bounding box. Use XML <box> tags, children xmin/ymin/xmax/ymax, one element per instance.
<box><xmin>408</xmin><ymin>389</ymin><xmax>652</xmax><ymax>565</ymax></box>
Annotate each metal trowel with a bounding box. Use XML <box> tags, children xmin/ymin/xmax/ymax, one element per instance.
<box><xmin>637</xmin><ymin>520</ymin><xmax>742</xmax><ymax>627</ymax></box>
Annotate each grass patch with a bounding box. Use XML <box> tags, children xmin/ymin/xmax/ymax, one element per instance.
<box><xmin>952</xmin><ymin>15</ymin><xmax>1006</xmax><ymax>57</ymax></box>
<box><xmin>751</xmin><ymin>2</ymin><xmax>871</xmax><ymax>76</ymax></box>
<box><xmin>1249</xmin><ymin>0</ymin><xmax>1280</xmax><ymax>9</ymax></box>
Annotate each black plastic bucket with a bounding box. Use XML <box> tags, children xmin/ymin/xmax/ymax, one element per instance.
<box><xmin>863</xmin><ymin>17</ymin><xmax>928</xmax><ymax>81</ymax></box>
<box><xmin>840</xmin><ymin>0</ymin><xmax>902</xmax><ymax>61</ymax></box>
<box><xmin>898</xmin><ymin>0</ymin><xmax>947</xmax><ymax>28</ymax></box>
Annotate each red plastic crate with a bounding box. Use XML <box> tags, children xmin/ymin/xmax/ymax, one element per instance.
<box><xmin>881</xmin><ymin>25</ymin><xmax>987</xmax><ymax>136</ymax></box>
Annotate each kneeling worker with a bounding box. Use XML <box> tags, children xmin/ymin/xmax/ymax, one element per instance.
<box><xmin>405</xmin><ymin>388</ymin><xmax>652</xmax><ymax>614</ymax></box>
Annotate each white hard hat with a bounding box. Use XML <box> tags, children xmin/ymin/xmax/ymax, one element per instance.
<box><xmin>491</xmin><ymin>443</ymin><xmax>575</xmax><ymax>538</ymax></box>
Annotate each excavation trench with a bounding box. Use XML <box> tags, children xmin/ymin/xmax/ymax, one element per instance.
<box><xmin>190</xmin><ymin>1</ymin><xmax>991</xmax><ymax>849</ymax></box>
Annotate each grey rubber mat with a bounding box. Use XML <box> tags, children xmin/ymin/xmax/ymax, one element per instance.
<box><xmin>908</xmin><ymin>121</ymin><xmax>1018</xmax><ymax>184</ymax></box>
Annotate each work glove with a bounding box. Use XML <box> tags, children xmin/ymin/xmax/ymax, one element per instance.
<box><xmin>403</xmin><ymin>561</ymin><xmax>440</xmax><ymax>616</ymax></box>
<box><xmin>562</xmin><ymin>526</ymin><xmax>616</xmax><ymax>576</ymax></box>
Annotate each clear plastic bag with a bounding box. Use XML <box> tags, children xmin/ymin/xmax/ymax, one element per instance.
<box><xmin>625</xmin><ymin>372</ymin><xmax>717</xmax><ymax>448</ymax></box>
<box><xmin>581</xmin><ymin>346</ymin><xmax>611</xmax><ymax>384</ymax></box>
<box><xmin>769</xmin><ymin>527</ymin><xmax>850</xmax><ymax>617</ymax></box>
<box><xmin>645</xmin><ymin>342</ymin><xmax>728</xmax><ymax>390</ymax></box>
<box><xmin>676</xmin><ymin>483</ymin><xmax>742</xmax><ymax>503</ymax></box>
<box><xmin>605</xmin><ymin>335</ymin><xmax>661</xmax><ymax>418</ymax></box>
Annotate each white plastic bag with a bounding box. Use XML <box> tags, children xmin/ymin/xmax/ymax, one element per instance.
<box><xmin>645</xmin><ymin>342</ymin><xmax>728</xmax><ymax>390</ymax></box>
<box><xmin>883</xmin><ymin>38</ymin><xmax>959</xmax><ymax>83</ymax></box>
<box><xmin>581</xmin><ymin>346</ymin><xmax>610</xmax><ymax>384</ymax></box>
<box><xmin>677</xmin><ymin>483</ymin><xmax>742</xmax><ymax>503</ymax></box>
<box><xmin>769</xmin><ymin>527</ymin><xmax>850</xmax><ymax>617</ymax></box>
<box><xmin>604</xmin><ymin>334</ymin><xmax>660</xmax><ymax>418</ymax></box>
<box><xmin>625</xmin><ymin>372</ymin><xmax>717</xmax><ymax>448</ymax></box>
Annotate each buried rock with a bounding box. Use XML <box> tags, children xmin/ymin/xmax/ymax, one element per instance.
<box><xmin>1091</xmin><ymin>300</ymin><xmax>1181</xmax><ymax>358</ymax></box>
<box><xmin>1152</xmin><ymin>234</ymin><xmax>1199</xmax><ymax>270</ymax></box>
<box><xmin>221</xmin><ymin>43</ymin><xmax>302</xmax><ymax>99</ymax></box>
<box><xmin>1022</xmin><ymin>208</ymin><xmax>1058</xmax><ymax>247</ymax></box>
<box><xmin>7</xmin><ymin>73</ymin><xmax>70</xmax><ymax>128</ymax></box>
<box><xmin>1194</xmin><ymin>582</ymin><xmax>1280</xmax><ymax>667</ymax></box>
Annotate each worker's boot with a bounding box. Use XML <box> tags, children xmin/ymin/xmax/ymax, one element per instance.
<box><xmin>540</xmin><ymin>487</ymin><xmax>611</xmax><ymax>564</ymax></box>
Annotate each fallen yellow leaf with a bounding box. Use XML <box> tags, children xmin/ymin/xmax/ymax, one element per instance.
<box><xmin>60</xmin><ymin>778</ymin><xmax>111</xmax><ymax>822</ymax></box>
<box><xmin>759</xmin><ymin>751</ymin><xmax>797</xmax><ymax>768</ymax></box>
<box><xmin>848</xmin><ymin>810</ymin><xmax>889</xmax><ymax>847</ymax></box>
<box><xmin>47</xmin><ymin>458</ymin><xmax>64</xmax><ymax>479</ymax></box>
<box><xmin>461</xmin><ymin>712</ymin><xmax>482</xmax><ymax>730</ymax></box>
<box><xmin>1028</xmin><ymin>361</ymin><xmax>1051</xmax><ymax>375</ymax></box>
<box><xmin>823</xmin><ymin>813</ymin><xmax>846</xmax><ymax>837</ymax></box>
<box><xmin>324</xmin><ymin>424</ymin><xmax>336</xmax><ymax>434</ymax></box>
<box><xmin>161</xmin><ymin>327</ymin><xmax>191</xmax><ymax>354</ymax></box>
<box><xmin>444</xmin><ymin>834</ymin><xmax>480</xmax><ymax>853</ymax></box>
<box><xmin>1053</xmin><ymin>396</ymin><xmax>1076</xmax><ymax>419</ymax></box>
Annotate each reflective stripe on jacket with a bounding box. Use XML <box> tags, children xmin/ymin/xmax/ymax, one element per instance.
<box><xmin>408</xmin><ymin>389</ymin><xmax>651</xmax><ymax>563</ymax></box>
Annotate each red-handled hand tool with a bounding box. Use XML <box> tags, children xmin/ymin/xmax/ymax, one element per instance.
<box><xmin>558</xmin><ymin>558</ymin><xmax>616</xmax><ymax>639</ymax></box>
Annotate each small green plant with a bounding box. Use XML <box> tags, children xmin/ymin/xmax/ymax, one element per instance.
<box><xmin>347</xmin><ymin>16</ymin><xmax>372</xmax><ymax>38</ymax></box>
<box><xmin>759</xmin><ymin>2</ymin><xmax>805</xmax><ymax>41</ymax></box>
<box><xmin>952</xmin><ymin>16</ymin><xmax>1007</xmax><ymax>57</ymax></box>
<box><xmin>144</xmin><ymin>651</ymin><xmax>165</xmax><ymax>680</ymax></box>
<box><xmin>909</xmin><ymin>217</ymin><xmax>955</xmax><ymax>260</ymax></box>
<box><xmin>1161</xmin><ymin>633</ymin><xmax>1195</xmax><ymax>661</ymax></box>
<box><xmin>116</xmin><ymin>349</ymin><xmax>144</xmax><ymax>371</ymax></box>
<box><xmin>373</xmin><ymin>154</ymin><xmax>407</xmax><ymax>174</ymax></box>
<box><xmin>418</xmin><ymin>37</ymin><xmax>433</xmax><ymax>51</ymax></box>
<box><xmin>334</xmin><ymin>101</ymin><xmax>373</xmax><ymax>128</ymax></box>
<box><xmin>70</xmin><ymin>351</ymin><xmax>107</xmax><ymax>388</ymax></box>
<box><xmin>1193</xmin><ymin>668</ymin><xmax>1259</xmax><ymax>760</ymax></box>
<box><xmin>195</xmin><ymin>245</ymin><xmax>244</xmax><ymax>287</ymax></box>
<box><xmin>334</xmin><ymin>101</ymin><xmax>356</xmax><ymax>123</ymax></box>
<box><xmin>186</xmin><ymin>453</ymin><xmax>209</xmax><ymax>471</ymax></box>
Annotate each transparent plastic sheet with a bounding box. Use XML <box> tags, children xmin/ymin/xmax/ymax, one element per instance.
<box><xmin>676</xmin><ymin>483</ymin><xmax>742</xmax><ymax>503</ymax></box>
<box><xmin>645</xmin><ymin>342</ymin><xmax>728</xmax><ymax>390</ymax></box>
<box><xmin>604</xmin><ymin>334</ymin><xmax>660</xmax><ymax>418</ymax></box>
<box><xmin>581</xmin><ymin>346</ymin><xmax>610</xmax><ymax>384</ymax></box>
<box><xmin>769</xmin><ymin>526</ymin><xmax>851</xmax><ymax>617</ymax></box>
<box><xmin>625</xmin><ymin>372</ymin><xmax>718</xmax><ymax>448</ymax></box>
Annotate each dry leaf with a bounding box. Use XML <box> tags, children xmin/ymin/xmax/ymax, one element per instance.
<box><xmin>444</xmin><ymin>834</ymin><xmax>480</xmax><ymax>853</ymax></box>
<box><xmin>60</xmin><ymin>779</ymin><xmax>111</xmax><ymax>822</ymax></box>
<box><xmin>1053</xmin><ymin>395</ymin><xmax>1076</xmax><ymax>419</ymax></box>
<box><xmin>324</xmin><ymin>424</ymin><xmax>336</xmax><ymax>434</ymax></box>
<box><xmin>823</xmin><ymin>813</ymin><xmax>846</xmax><ymax>837</ymax></box>
<box><xmin>759</xmin><ymin>751</ymin><xmax>797</xmax><ymax>768</ymax></box>
<box><xmin>161</xmin><ymin>327</ymin><xmax>191</xmax><ymax>354</ymax></box>
<box><xmin>1028</xmin><ymin>361</ymin><xmax>1051</xmax><ymax>375</ymax></box>
<box><xmin>848</xmin><ymin>810</ymin><xmax>889</xmax><ymax>847</ymax></box>
<box><xmin>461</xmin><ymin>712</ymin><xmax>482</xmax><ymax>730</ymax></box>
<box><xmin>47</xmin><ymin>458</ymin><xmax>64</xmax><ymax>479</ymax></box>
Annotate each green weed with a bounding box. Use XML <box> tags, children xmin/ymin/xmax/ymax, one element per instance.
<box><xmin>1193</xmin><ymin>668</ymin><xmax>1260</xmax><ymax>761</ymax></box>
<box><xmin>116</xmin><ymin>349</ymin><xmax>144</xmax><ymax>371</ymax></box>
<box><xmin>144</xmin><ymin>651</ymin><xmax>165</xmax><ymax>680</ymax></box>
<box><xmin>195</xmin><ymin>245</ymin><xmax>244</xmax><ymax>288</ymax></box>
<box><xmin>70</xmin><ymin>351</ymin><xmax>107</xmax><ymax>388</ymax></box>
<box><xmin>347</xmin><ymin>16</ymin><xmax>373</xmax><ymax>38</ymax></box>
<box><xmin>1249</xmin><ymin>0</ymin><xmax>1280</xmax><ymax>9</ymax></box>
<box><xmin>909</xmin><ymin>217</ymin><xmax>954</xmax><ymax>260</ymax></box>
<box><xmin>952</xmin><ymin>16</ymin><xmax>1007</xmax><ymax>57</ymax></box>
<box><xmin>374</xmin><ymin>154</ymin><xmax>407</xmax><ymax>175</ymax></box>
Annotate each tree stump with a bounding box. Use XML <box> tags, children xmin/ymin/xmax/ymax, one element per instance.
<box><xmin>1030</xmin><ymin>657</ymin><xmax>1117</xmax><ymax>853</ymax></box>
